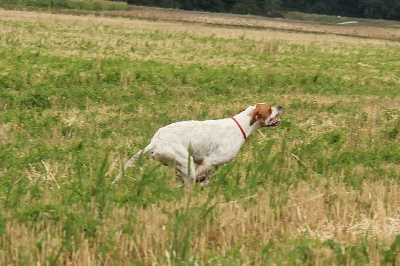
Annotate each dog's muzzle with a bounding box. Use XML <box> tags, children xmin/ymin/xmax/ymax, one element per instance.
<box><xmin>266</xmin><ymin>105</ymin><xmax>283</xmax><ymax>127</ymax></box>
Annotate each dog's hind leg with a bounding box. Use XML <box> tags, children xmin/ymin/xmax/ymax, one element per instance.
<box><xmin>173</xmin><ymin>149</ymin><xmax>196</xmax><ymax>187</ymax></box>
<box><xmin>176</xmin><ymin>159</ymin><xmax>196</xmax><ymax>187</ymax></box>
<box><xmin>149</xmin><ymin>145</ymin><xmax>196</xmax><ymax>187</ymax></box>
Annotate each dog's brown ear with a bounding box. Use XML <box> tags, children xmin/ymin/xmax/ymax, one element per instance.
<box><xmin>250</xmin><ymin>104</ymin><xmax>272</xmax><ymax>126</ymax></box>
<box><xmin>250</xmin><ymin>105</ymin><xmax>260</xmax><ymax>126</ymax></box>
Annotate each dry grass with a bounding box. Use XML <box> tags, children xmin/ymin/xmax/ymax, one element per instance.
<box><xmin>2</xmin><ymin>179</ymin><xmax>398</xmax><ymax>264</ymax></box>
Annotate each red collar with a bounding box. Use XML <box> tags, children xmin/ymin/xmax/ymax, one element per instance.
<box><xmin>231</xmin><ymin>117</ymin><xmax>247</xmax><ymax>140</ymax></box>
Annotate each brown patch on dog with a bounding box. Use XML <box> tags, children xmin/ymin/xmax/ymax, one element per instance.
<box><xmin>250</xmin><ymin>104</ymin><xmax>272</xmax><ymax>126</ymax></box>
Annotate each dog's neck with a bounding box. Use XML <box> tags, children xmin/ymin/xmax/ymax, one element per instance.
<box><xmin>232</xmin><ymin>106</ymin><xmax>262</xmax><ymax>139</ymax></box>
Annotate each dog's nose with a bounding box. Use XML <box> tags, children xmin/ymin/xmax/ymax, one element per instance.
<box><xmin>277</xmin><ymin>105</ymin><xmax>283</xmax><ymax>114</ymax></box>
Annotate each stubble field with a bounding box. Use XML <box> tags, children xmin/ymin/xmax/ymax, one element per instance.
<box><xmin>0</xmin><ymin>7</ymin><xmax>400</xmax><ymax>265</ymax></box>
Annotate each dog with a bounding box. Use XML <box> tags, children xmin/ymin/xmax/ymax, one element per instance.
<box><xmin>112</xmin><ymin>103</ymin><xmax>283</xmax><ymax>186</ymax></box>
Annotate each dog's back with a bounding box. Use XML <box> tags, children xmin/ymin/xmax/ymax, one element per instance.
<box><xmin>150</xmin><ymin>118</ymin><xmax>242</xmax><ymax>164</ymax></box>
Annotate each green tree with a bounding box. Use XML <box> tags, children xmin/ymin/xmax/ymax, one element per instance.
<box><xmin>363</xmin><ymin>0</ymin><xmax>385</xmax><ymax>18</ymax></box>
<box><xmin>231</xmin><ymin>0</ymin><xmax>260</xmax><ymax>15</ymax></box>
<box><xmin>195</xmin><ymin>0</ymin><xmax>225</xmax><ymax>12</ymax></box>
<box><xmin>265</xmin><ymin>0</ymin><xmax>283</xmax><ymax>16</ymax></box>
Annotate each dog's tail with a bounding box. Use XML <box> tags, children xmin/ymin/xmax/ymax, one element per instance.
<box><xmin>112</xmin><ymin>148</ymin><xmax>146</xmax><ymax>184</ymax></box>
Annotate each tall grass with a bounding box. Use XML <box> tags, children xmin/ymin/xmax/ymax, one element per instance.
<box><xmin>0</xmin><ymin>8</ymin><xmax>400</xmax><ymax>265</ymax></box>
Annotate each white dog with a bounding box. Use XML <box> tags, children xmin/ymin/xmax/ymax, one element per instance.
<box><xmin>113</xmin><ymin>103</ymin><xmax>283</xmax><ymax>186</ymax></box>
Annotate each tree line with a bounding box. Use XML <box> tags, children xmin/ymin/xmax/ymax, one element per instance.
<box><xmin>126</xmin><ymin>0</ymin><xmax>400</xmax><ymax>20</ymax></box>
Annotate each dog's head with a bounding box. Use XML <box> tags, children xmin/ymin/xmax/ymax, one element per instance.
<box><xmin>250</xmin><ymin>103</ymin><xmax>283</xmax><ymax>127</ymax></box>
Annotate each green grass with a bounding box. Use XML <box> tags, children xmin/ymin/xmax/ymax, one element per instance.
<box><xmin>0</xmin><ymin>0</ymin><xmax>128</xmax><ymax>11</ymax></box>
<box><xmin>0</xmin><ymin>8</ymin><xmax>400</xmax><ymax>265</ymax></box>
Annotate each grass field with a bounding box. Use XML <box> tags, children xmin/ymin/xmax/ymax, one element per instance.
<box><xmin>1</xmin><ymin>7</ymin><xmax>400</xmax><ymax>265</ymax></box>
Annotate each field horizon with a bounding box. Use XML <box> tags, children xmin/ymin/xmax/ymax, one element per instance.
<box><xmin>1</xmin><ymin>6</ymin><xmax>400</xmax><ymax>265</ymax></box>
